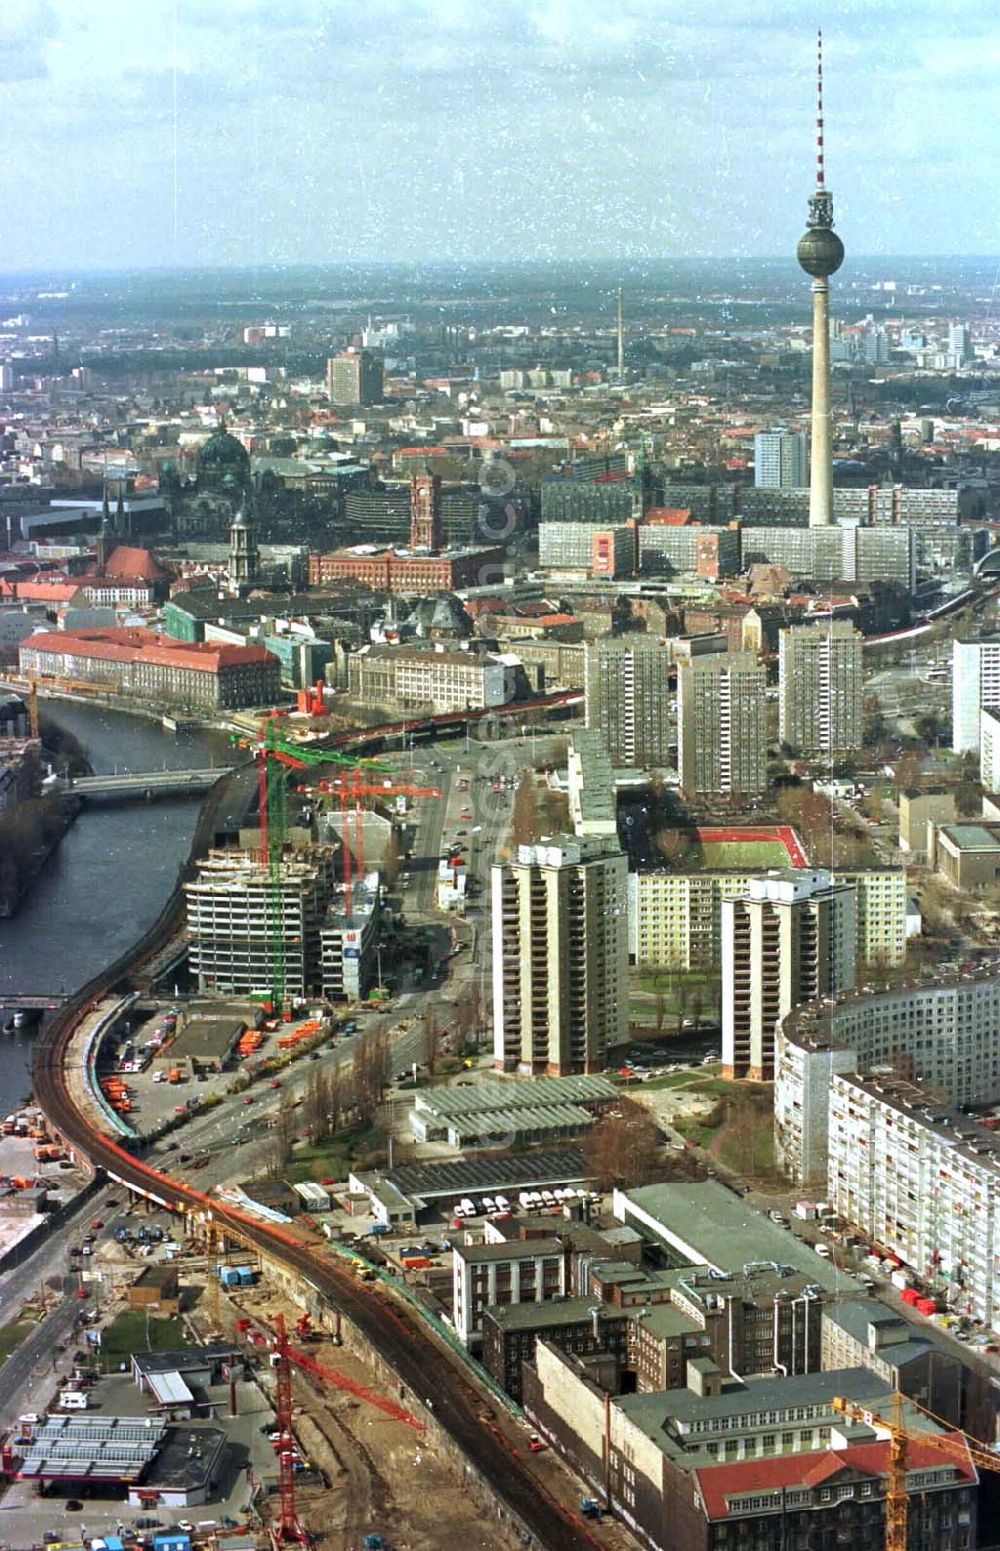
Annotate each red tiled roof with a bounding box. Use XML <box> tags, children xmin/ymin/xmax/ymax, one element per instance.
<box><xmin>99</xmin><ymin>545</ymin><xmax>166</xmax><ymax>582</ymax></box>
<box><xmin>10</xmin><ymin>579</ymin><xmax>83</xmax><ymax>603</ymax></box>
<box><xmin>21</xmin><ymin>627</ymin><xmax>274</xmax><ymax>675</ymax></box>
<box><xmin>644</xmin><ymin>507</ymin><xmax>693</xmax><ymax>526</ymax></box>
<box><xmin>528</xmin><ymin>613</ymin><xmax>577</xmax><ymax>628</ymax></box>
<box><xmin>696</xmin><ymin>1437</ymin><xmax>974</xmax><ymax>1522</ymax></box>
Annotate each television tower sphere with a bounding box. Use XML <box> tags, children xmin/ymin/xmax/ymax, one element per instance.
<box><xmin>797</xmin><ymin>224</ymin><xmax>845</xmax><ymax>279</ymax></box>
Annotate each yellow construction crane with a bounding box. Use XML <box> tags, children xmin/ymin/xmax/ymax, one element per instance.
<box><xmin>832</xmin><ymin>1391</ymin><xmax>1000</xmax><ymax>1551</ymax></box>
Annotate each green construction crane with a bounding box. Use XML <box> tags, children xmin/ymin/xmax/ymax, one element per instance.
<box><xmin>231</xmin><ymin>718</ymin><xmax>394</xmax><ymax>1014</ymax></box>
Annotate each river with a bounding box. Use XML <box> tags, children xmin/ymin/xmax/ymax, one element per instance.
<box><xmin>0</xmin><ymin>701</ymin><xmax>232</xmax><ymax>1106</ymax></box>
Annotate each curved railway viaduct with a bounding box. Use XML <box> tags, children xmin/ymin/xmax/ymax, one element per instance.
<box><xmin>32</xmin><ymin>768</ymin><xmax>607</xmax><ymax>1551</ymax></box>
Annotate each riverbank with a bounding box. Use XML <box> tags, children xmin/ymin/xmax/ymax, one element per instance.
<box><xmin>0</xmin><ymin>792</ymin><xmax>80</xmax><ymax>919</ymax></box>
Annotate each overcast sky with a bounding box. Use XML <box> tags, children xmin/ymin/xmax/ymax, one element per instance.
<box><xmin>2</xmin><ymin>0</ymin><xmax>997</xmax><ymax>271</ymax></box>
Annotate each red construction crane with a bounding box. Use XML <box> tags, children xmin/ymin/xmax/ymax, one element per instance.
<box><xmin>317</xmin><ymin>772</ymin><xmax>441</xmax><ymax>918</ymax></box>
<box><xmin>268</xmin><ymin>1312</ymin><xmax>425</xmax><ymax>1546</ymax></box>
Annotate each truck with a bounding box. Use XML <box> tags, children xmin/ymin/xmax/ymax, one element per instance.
<box><xmin>58</xmin><ymin>1390</ymin><xmax>88</xmax><ymax>1410</ymax></box>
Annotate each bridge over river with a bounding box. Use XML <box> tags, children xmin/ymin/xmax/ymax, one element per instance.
<box><xmin>64</xmin><ymin>766</ymin><xmax>234</xmax><ymax>802</ymax></box>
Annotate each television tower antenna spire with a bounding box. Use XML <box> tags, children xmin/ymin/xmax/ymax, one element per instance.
<box><xmin>816</xmin><ymin>28</ymin><xmax>825</xmax><ymax>189</ymax></box>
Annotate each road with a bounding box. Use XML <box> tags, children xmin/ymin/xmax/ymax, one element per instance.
<box><xmin>0</xmin><ymin>1297</ymin><xmax>79</xmax><ymax>1428</ymax></box>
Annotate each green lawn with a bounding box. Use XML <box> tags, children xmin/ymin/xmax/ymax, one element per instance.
<box><xmin>716</xmin><ymin>1112</ymin><xmax>777</xmax><ymax>1179</ymax></box>
<box><xmin>285</xmin><ymin>1120</ymin><xmax>386</xmax><ymax>1183</ymax></box>
<box><xmin>285</xmin><ymin>1140</ymin><xmax>354</xmax><ymax>1184</ymax></box>
<box><xmin>698</xmin><ymin>840</ymin><xmax>790</xmax><ymax>869</ymax></box>
<box><xmin>640</xmin><ymin>1071</ymin><xmax>727</xmax><ymax>1093</ymax></box>
<box><xmin>0</xmin><ymin>1316</ymin><xmax>40</xmax><ymax>1363</ymax></box>
<box><xmin>100</xmin><ymin>1312</ymin><xmax>191</xmax><ymax>1366</ymax></box>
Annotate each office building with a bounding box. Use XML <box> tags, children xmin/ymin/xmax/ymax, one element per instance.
<box><xmin>722</xmin><ymin>870</ymin><xmax>855</xmax><ymax>1080</ymax></box>
<box><xmin>947</xmin><ymin>322</ymin><xmax>972</xmax><ymax>367</ymax></box>
<box><xmin>740</xmin><ymin>525</ymin><xmax>917</xmax><ymax>589</ymax></box>
<box><xmin>821</xmin><ymin>1299</ymin><xmax>963</xmax><ymax>1426</ymax></box>
<box><xmin>778</xmin><ymin>620</ymin><xmax>862</xmax><ymax>758</ymax></box>
<box><xmin>492</xmin><ymin>836</ymin><xmax>628</xmax><ymax>1076</ymax></box>
<box><xmin>898</xmin><ymin>787</ymin><xmax>958</xmax><ymax>861</ymax></box>
<box><xmin>326</xmin><ymin>348</ymin><xmax>383</xmax><ymax>406</ymax></box>
<box><xmin>525</xmin><ymin>1344</ymin><xmax>975</xmax><ymax>1551</ymax></box>
<box><xmin>635</xmin><ymin>522</ymin><xmax>740</xmax><ymax>580</ymax></box>
<box><xmin>308</xmin><ymin>542</ymin><xmax>505</xmax><ymax>594</ymax></box>
<box><xmin>184</xmin><ymin>846</ymin><xmax>338</xmax><ymax>1002</ymax></box>
<box><xmin>567</xmin><ymin>731</ymin><xmax>618</xmax><ymax>838</ymax></box>
<box><xmin>19</xmin><ymin>628</ymin><xmax>280</xmax><ymax>712</ymax></box>
<box><xmin>953</xmin><ymin>638</ymin><xmax>1000</xmax><ymax>753</ymax></box>
<box><xmin>347</xmin><ymin>642</ymin><xmax>513</xmax><ymax>713</ymax></box>
<box><xmin>584</xmin><ymin>635</ymin><xmax>673</xmax><ymax>769</ymax></box>
<box><xmin>319</xmin><ymin>873</ymin><xmax>382</xmax><ymax>1002</ymax></box>
<box><xmin>452</xmin><ymin>1237</ymin><xmax>568</xmax><ymax>1347</ymax></box>
<box><xmin>677</xmin><ymin>652</ymin><xmax>766</xmax><ymax>797</ymax></box>
<box><xmin>753</xmin><ymin>428</ymin><xmax>807</xmax><ymax>488</ymax></box>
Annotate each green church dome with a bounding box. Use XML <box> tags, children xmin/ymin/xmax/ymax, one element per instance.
<box><xmin>198</xmin><ymin>426</ymin><xmax>250</xmax><ymax>473</ymax></box>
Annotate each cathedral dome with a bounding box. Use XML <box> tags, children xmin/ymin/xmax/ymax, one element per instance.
<box><xmin>197</xmin><ymin>426</ymin><xmax>250</xmax><ymax>476</ymax></box>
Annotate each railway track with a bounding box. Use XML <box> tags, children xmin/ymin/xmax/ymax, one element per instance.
<box><xmin>34</xmin><ymin>985</ymin><xmax>609</xmax><ymax>1551</ymax></box>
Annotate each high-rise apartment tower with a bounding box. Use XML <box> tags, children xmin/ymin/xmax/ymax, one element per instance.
<box><xmin>584</xmin><ymin>635</ymin><xmax>673</xmax><ymax>769</ymax></box>
<box><xmin>778</xmin><ymin>621</ymin><xmax>862</xmax><ymax>758</ymax></box>
<box><xmin>754</xmin><ymin>429</ymin><xmax>808</xmax><ymax>489</ymax></box>
<box><xmin>677</xmin><ymin>652</ymin><xmax>766</xmax><ymax>796</ymax></box>
<box><xmin>722</xmin><ymin>870</ymin><xmax>856</xmax><ymax>1080</ymax></box>
<box><xmin>492</xmin><ymin>836</ymin><xmax>628</xmax><ymax>1075</ymax></box>
<box><xmin>326</xmin><ymin>348</ymin><xmax>383</xmax><ymax>407</ymax></box>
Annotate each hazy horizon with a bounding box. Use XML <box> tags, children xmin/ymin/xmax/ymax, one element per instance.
<box><xmin>2</xmin><ymin>2</ymin><xmax>998</xmax><ymax>271</ymax></box>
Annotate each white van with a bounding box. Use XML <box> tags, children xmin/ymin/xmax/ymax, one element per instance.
<box><xmin>58</xmin><ymin>1391</ymin><xmax>88</xmax><ymax>1410</ymax></box>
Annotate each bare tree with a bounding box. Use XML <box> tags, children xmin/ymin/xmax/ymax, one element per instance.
<box><xmin>511</xmin><ymin>770</ymin><xmax>540</xmax><ymax>847</ymax></box>
<box><xmin>264</xmin><ymin>1093</ymin><xmax>296</xmax><ymax>1179</ymax></box>
<box><xmin>381</xmin><ymin>828</ymin><xmax>401</xmax><ymax>888</ymax></box>
<box><xmin>582</xmin><ymin>1099</ymin><xmax>663</xmax><ymax>1192</ymax></box>
<box><xmin>303</xmin><ymin>1068</ymin><xmax>331</xmax><ymax>1144</ymax></box>
<box><xmin>654</xmin><ymin>828</ymin><xmax>692</xmax><ymax>867</ymax></box>
<box><xmin>421</xmin><ymin>1007</ymin><xmax>440</xmax><ymax>1075</ymax></box>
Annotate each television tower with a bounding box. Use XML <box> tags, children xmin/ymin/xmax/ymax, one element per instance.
<box><xmin>616</xmin><ymin>286</ymin><xmax>624</xmax><ymax>382</ymax></box>
<box><xmin>797</xmin><ymin>31</ymin><xmax>844</xmax><ymax>528</ymax></box>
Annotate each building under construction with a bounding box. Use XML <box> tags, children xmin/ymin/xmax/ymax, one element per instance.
<box><xmin>319</xmin><ymin>872</ymin><xmax>382</xmax><ymax>1002</ymax></box>
<box><xmin>184</xmin><ymin>846</ymin><xmax>338</xmax><ymax>1001</ymax></box>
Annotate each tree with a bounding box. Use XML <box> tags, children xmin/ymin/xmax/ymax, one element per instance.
<box><xmin>655</xmin><ymin>991</ymin><xmax>666</xmax><ymax>1034</ymax></box>
<box><xmin>381</xmin><ymin>828</ymin><xmax>401</xmax><ymax>888</ymax></box>
<box><xmin>862</xmin><ymin>694</ymin><xmax>887</xmax><ymax>750</ymax></box>
<box><xmin>583</xmin><ymin>1099</ymin><xmax>663</xmax><ymax>1192</ymax></box>
<box><xmin>264</xmin><ymin>1093</ymin><xmax>296</xmax><ymax>1179</ymax></box>
<box><xmin>454</xmin><ymin>985</ymin><xmax>483</xmax><ymax>1050</ymax></box>
<box><xmin>655</xmin><ymin>828</ymin><xmax>692</xmax><ymax>867</ymax></box>
<box><xmin>892</xmin><ymin>749</ymin><xmax>924</xmax><ymax>795</ymax></box>
<box><xmin>511</xmin><ymin>770</ymin><xmax>540</xmax><ymax>847</ymax></box>
<box><xmin>955</xmin><ymin>781</ymin><xmax>982</xmax><ymax>817</ymax></box>
<box><xmin>421</xmin><ymin>1007</ymin><xmax>441</xmax><ymax>1075</ymax></box>
<box><xmin>303</xmin><ymin>1068</ymin><xmax>331</xmax><ymax>1144</ymax></box>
